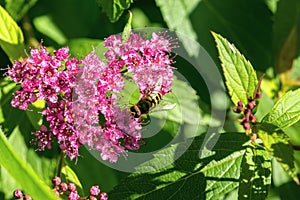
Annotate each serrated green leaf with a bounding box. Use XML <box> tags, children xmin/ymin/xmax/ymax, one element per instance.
<box><xmin>96</xmin><ymin>0</ymin><xmax>133</xmax><ymax>23</ymax></box>
<box><xmin>0</xmin><ymin>129</ymin><xmax>58</xmax><ymax>200</ymax></box>
<box><xmin>212</xmin><ymin>32</ymin><xmax>258</xmax><ymax>106</ymax></box>
<box><xmin>5</xmin><ymin>0</ymin><xmax>38</xmax><ymax>21</ymax></box>
<box><xmin>0</xmin><ymin>5</ymin><xmax>25</xmax><ymax>62</ymax></box>
<box><xmin>254</xmin><ymin>123</ymin><xmax>299</xmax><ymax>184</ymax></box>
<box><xmin>109</xmin><ymin>132</ymin><xmax>249</xmax><ymax>199</ymax></box>
<box><xmin>238</xmin><ymin>143</ymin><xmax>272</xmax><ymax>200</ymax></box>
<box><xmin>263</xmin><ymin>89</ymin><xmax>300</xmax><ymax>129</ymax></box>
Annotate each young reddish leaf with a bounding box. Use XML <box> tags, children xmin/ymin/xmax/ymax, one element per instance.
<box><xmin>254</xmin><ymin>123</ymin><xmax>299</xmax><ymax>184</ymax></box>
<box><xmin>212</xmin><ymin>32</ymin><xmax>258</xmax><ymax>106</ymax></box>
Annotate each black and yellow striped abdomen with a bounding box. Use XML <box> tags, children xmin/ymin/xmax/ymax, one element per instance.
<box><xmin>130</xmin><ymin>92</ymin><xmax>162</xmax><ymax>118</ymax></box>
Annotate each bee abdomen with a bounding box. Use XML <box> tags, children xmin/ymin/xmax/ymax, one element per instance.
<box><xmin>130</xmin><ymin>92</ymin><xmax>162</xmax><ymax>118</ymax></box>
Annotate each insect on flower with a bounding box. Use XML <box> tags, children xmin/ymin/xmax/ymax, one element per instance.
<box><xmin>130</xmin><ymin>91</ymin><xmax>163</xmax><ymax>118</ymax></box>
<box><xmin>129</xmin><ymin>77</ymin><xmax>176</xmax><ymax>124</ymax></box>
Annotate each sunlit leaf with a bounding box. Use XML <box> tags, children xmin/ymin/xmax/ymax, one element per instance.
<box><xmin>0</xmin><ymin>129</ymin><xmax>58</xmax><ymax>200</ymax></box>
<box><xmin>238</xmin><ymin>143</ymin><xmax>272</xmax><ymax>200</ymax></box>
<box><xmin>263</xmin><ymin>89</ymin><xmax>300</xmax><ymax>129</ymax></box>
<box><xmin>61</xmin><ymin>165</ymin><xmax>84</xmax><ymax>195</ymax></box>
<box><xmin>254</xmin><ymin>123</ymin><xmax>299</xmax><ymax>184</ymax></box>
<box><xmin>109</xmin><ymin>132</ymin><xmax>249</xmax><ymax>199</ymax></box>
<box><xmin>212</xmin><ymin>32</ymin><xmax>258</xmax><ymax>105</ymax></box>
<box><xmin>0</xmin><ymin>5</ymin><xmax>25</xmax><ymax>62</ymax></box>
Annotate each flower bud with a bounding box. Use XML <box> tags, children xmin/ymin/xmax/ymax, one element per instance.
<box><xmin>68</xmin><ymin>183</ymin><xmax>77</xmax><ymax>192</ymax></box>
<box><xmin>13</xmin><ymin>189</ymin><xmax>23</xmax><ymax>199</ymax></box>
<box><xmin>52</xmin><ymin>176</ymin><xmax>61</xmax><ymax>186</ymax></box>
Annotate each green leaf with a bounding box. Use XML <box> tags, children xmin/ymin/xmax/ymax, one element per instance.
<box><xmin>26</xmin><ymin>100</ymin><xmax>45</xmax><ymax>130</ymax></box>
<box><xmin>0</xmin><ymin>77</ymin><xmax>42</xmax><ymax>135</ymax></box>
<box><xmin>155</xmin><ymin>0</ymin><xmax>200</xmax><ymax>56</ymax></box>
<box><xmin>4</xmin><ymin>0</ymin><xmax>38</xmax><ymax>21</ymax></box>
<box><xmin>61</xmin><ymin>165</ymin><xmax>84</xmax><ymax>195</ymax></box>
<box><xmin>122</xmin><ymin>10</ymin><xmax>132</xmax><ymax>43</ymax></box>
<box><xmin>150</xmin><ymin>76</ymin><xmax>200</xmax><ymax>125</ymax></box>
<box><xmin>212</xmin><ymin>32</ymin><xmax>258</xmax><ymax>106</ymax></box>
<box><xmin>66</xmin><ymin>38</ymin><xmax>103</xmax><ymax>58</ymax></box>
<box><xmin>109</xmin><ymin>132</ymin><xmax>249</xmax><ymax>199</ymax></box>
<box><xmin>273</xmin><ymin>0</ymin><xmax>300</xmax><ymax>74</ymax></box>
<box><xmin>96</xmin><ymin>0</ymin><xmax>133</xmax><ymax>23</ymax></box>
<box><xmin>33</xmin><ymin>15</ymin><xmax>67</xmax><ymax>45</ymax></box>
<box><xmin>157</xmin><ymin>1</ymin><xmax>272</xmax><ymax>72</ymax></box>
<box><xmin>0</xmin><ymin>5</ymin><xmax>25</xmax><ymax>62</ymax></box>
<box><xmin>265</xmin><ymin>0</ymin><xmax>279</xmax><ymax>13</ymax></box>
<box><xmin>238</xmin><ymin>143</ymin><xmax>272</xmax><ymax>200</ymax></box>
<box><xmin>263</xmin><ymin>89</ymin><xmax>300</xmax><ymax>129</ymax></box>
<box><xmin>67</xmin><ymin>146</ymin><xmax>120</xmax><ymax>193</ymax></box>
<box><xmin>0</xmin><ymin>129</ymin><xmax>58</xmax><ymax>200</ymax></box>
<box><xmin>254</xmin><ymin>123</ymin><xmax>299</xmax><ymax>184</ymax></box>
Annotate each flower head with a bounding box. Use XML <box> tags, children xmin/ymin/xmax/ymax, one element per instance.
<box><xmin>71</xmin><ymin>51</ymin><xmax>142</xmax><ymax>162</ymax></box>
<box><xmin>7</xmin><ymin>31</ymin><xmax>177</xmax><ymax>163</ymax></box>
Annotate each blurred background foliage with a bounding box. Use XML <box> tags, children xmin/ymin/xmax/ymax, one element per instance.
<box><xmin>1</xmin><ymin>0</ymin><xmax>300</xmax><ymax>199</ymax></box>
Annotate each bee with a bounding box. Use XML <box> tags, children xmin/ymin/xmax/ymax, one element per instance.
<box><xmin>130</xmin><ymin>92</ymin><xmax>163</xmax><ymax>118</ymax></box>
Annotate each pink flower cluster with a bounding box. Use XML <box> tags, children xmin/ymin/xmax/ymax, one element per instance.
<box><xmin>70</xmin><ymin>51</ymin><xmax>142</xmax><ymax>162</ymax></box>
<box><xmin>7</xmin><ymin>45</ymin><xmax>81</xmax><ymax>160</ymax></box>
<box><xmin>104</xmin><ymin>32</ymin><xmax>176</xmax><ymax>95</ymax></box>
<box><xmin>7</xmin><ymin>31</ymin><xmax>177</xmax><ymax>163</ymax></box>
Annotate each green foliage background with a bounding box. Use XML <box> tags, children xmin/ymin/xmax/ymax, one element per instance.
<box><xmin>1</xmin><ymin>0</ymin><xmax>300</xmax><ymax>199</ymax></box>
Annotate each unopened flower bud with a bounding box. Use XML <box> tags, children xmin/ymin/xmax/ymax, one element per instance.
<box><xmin>237</xmin><ymin>100</ymin><xmax>243</xmax><ymax>107</ymax></box>
<box><xmin>68</xmin><ymin>183</ymin><xmax>77</xmax><ymax>192</ymax></box>
<box><xmin>90</xmin><ymin>185</ymin><xmax>100</xmax><ymax>196</ymax></box>
<box><xmin>243</xmin><ymin>122</ymin><xmax>251</xmax><ymax>130</ymax></box>
<box><xmin>52</xmin><ymin>176</ymin><xmax>61</xmax><ymax>186</ymax></box>
<box><xmin>100</xmin><ymin>192</ymin><xmax>108</xmax><ymax>200</ymax></box>
<box><xmin>60</xmin><ymin>182</ymin><xmax>68</xmax><ymax>192</ymax></box>
<box><xmin>24</xmin><ymin>195</ymin><xmax>32</xmax><ymax>200</ymax></box>
<box><xmin>13</xmin><ymin>189</ymin><xmax>23</xmax><ymax>199</ymax></box>
<box><xmin>255</xmin><ymin>92</ymin><xmax>262</xmax><ymax>99</ymax></box>
<box><xmin>247</xmin><ymin>101</ymin><xmax>255</xmax><ymax>110</ymax></box>
<box><xmin>249</xmin><ymin>115</ymin><xmax>257</xmax><ymax>122</ymax></box>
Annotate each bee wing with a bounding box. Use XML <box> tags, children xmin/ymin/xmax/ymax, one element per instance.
<box><xmin>159</xmin><ymin>103</ymin><xmax>176</xmax><ymax>111</ymax></box>
<box><xmin>150</xmin><ymin>102</ymin><xmax>176</xmax><ymax>113</ymax></box>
